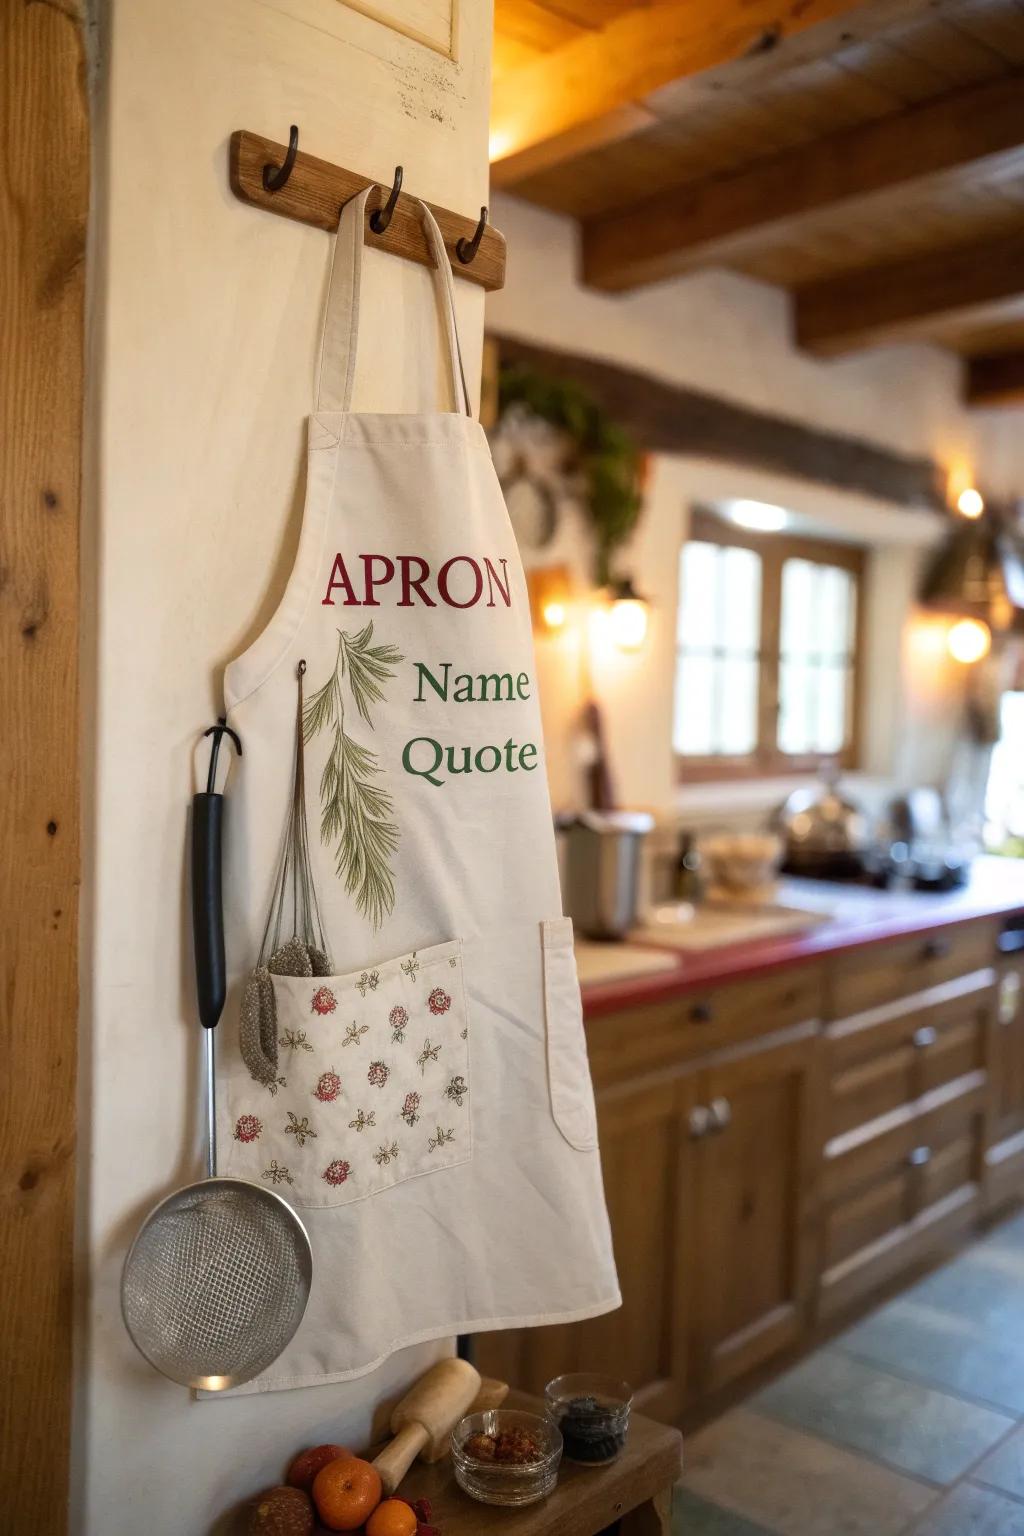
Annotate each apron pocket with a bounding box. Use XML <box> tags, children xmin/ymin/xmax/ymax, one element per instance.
<box><xmin>225</xmin><ymin>938</ymin><xmax>470</xmax><ymax>1208</ymax></box>
<box><xmin>542</xmin><ymin>917</ymin><xmax>599</xmax><ymax>1151</ymax></box>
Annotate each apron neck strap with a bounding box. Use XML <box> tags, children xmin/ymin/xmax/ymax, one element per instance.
<box><xmin>315</xmin><ymin>187</ymin><xmax>471</xmax><ymax>417</ymax></box>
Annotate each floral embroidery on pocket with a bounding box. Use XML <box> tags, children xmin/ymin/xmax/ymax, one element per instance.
<box><xmin>417</xmin><ymin>1038</ymin><xmax>442</xmax><ymax>1073</ymax></box>
<box><xmin>285</xmin><ymin>1112</ymin><xmax>317</xmax><ymax>1147</ymax></box>
<box><xmin>263</xmin><ymin>1160</ymin><xmax>293</xmax><ymax>1185</ymax></box>
<box><xmin>281</xmin><ymin>1028</ymin><xmax>314</xmax><ymax>1054</ymax></box>
<box><xmin>314</xmin><ymin>1068</ymin><xmax>342</xmax><ymax>1102</ymax></box>
<box><xmin>445</xmin><ymin>1074</ymin><xmax>468</xmax><ymax>1107</ymax></box>
<box><xmin>311</xmin><ymin>986</ymin><xmax>337</xmax><ymax>1016</ymax></box>
<box><xmin>232</xmin><ymin>939</ymin><xmax>470</xmax><ymax>1207</ymax></box>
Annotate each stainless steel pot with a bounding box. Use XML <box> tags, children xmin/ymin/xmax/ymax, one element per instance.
<box><xmin>563</xmin><ymin>811</ymin><xmax>654</xmax><ymax>940</ymax></box>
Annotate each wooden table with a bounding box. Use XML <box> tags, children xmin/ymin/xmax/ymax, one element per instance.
<box><xmin>399</xmin><ymin>1394</ymin><xmax>682</xmax><ymax>1535</ymax></box>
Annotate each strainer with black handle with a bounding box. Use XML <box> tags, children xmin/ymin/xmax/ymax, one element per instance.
<box><xmin>121</xmin><ymin>722</ymin><xmax>313</xmax><ymax>1391</ymax></box>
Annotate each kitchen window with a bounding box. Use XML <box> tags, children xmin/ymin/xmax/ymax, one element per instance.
<box><xmin>674</xmin><ymin>509</ymin><xmax>864</xmax><ymax>778</ymax></box>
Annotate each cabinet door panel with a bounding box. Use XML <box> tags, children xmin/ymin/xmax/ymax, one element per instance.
<box><xmin>692</xmin><ymin>1028</ymin><xmax>819</xmax><ymax>1395</ymax></box>
<box><xmin>473</xmin><ymin>1076</ymin><xmax>696</xmax><ymax>1421</ymax></box>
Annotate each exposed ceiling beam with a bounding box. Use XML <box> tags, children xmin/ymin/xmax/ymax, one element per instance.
<box><xmin>490</xmin><ymin>0</ymin><xmax>907</xmax><ymax>187</ymax></box>
<box><xmin>494</xmin><ymin>333</ymin><xmax>947</xmax><ymax>511</ymax></box>
<box><xmin>795</xmin><ymin>229</ymin><xmax>1024</xmax><ymax>358</ymax></box>
<box><xmin>581</xmin><ymin>72</ymin><xmax>1024</xmax><ymax>293</ymax></box>
<box><xmin>967</xmin><ymin>352</ymin><xmax>1024</xmax><ymax>410</ymax></box>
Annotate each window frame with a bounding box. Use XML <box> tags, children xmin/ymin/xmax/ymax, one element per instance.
<box><xmin>675</xmin><ymin>508</ymin><xmax>866</xmax><ymax>782</ymax></box>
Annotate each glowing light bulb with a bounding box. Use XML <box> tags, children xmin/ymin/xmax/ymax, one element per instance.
<box><xmin>541</xmin><ymin>600</ymin><xmax>566</xmax><ymax>631</ymax></box>
<box><xmin>609</xmin><ymin>596</ymin><xmax>648</xmax><ymax>652</ymax></box>
<box><xmin>957</xmin><ymin>487</ymin><xmax>984</xmax><ymax>519</ymax></box>
<box><xmin>727</xmin><ymin>499</ymin><xmax>788</xmax><ymax>532</ymax></box>
<box><xmin>947</xmin><ymin>617</ymin><xmax>990</xmax><ymax>663</ymax></box>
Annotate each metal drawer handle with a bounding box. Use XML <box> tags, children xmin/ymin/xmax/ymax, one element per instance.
<box><xmin>912</xmin><ymin>1025</ymin><xmax>938</xmax><ymax>1049</ymax></box>
<box><xmin>691</xmin><ymin>1001</ymin><xmax>714</xmax><ymax>1024</ymax></box>
<box><xmin>708</xmin><ymin>1096</ymin><xmax>732</xmax><ymax>1132</ymax></box>
<box><xmin>922</xmin><ymin>936</ymin><xmax>951</xmax><ymax>961</ymax></box>
<box><xmin>689</xmin><ymin>1105</ymin><xmax>713</xmax><ymax>1140</ymax></box>
<box><xmin>907</xmin><ymin>1145</ymin><xmax>932</xmax><ymax>1167</ymax></box>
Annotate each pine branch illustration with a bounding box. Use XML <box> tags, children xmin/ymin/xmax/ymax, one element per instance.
<box><xmin>303</xmin><ymin>624</ymin><xmax>403</xmax><ymax>928</ymax></box>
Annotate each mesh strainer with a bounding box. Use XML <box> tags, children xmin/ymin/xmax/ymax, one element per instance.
<box><xmin>121</xmin><ymin>723</ymin><xmax>313</xmax><ymax>1391</ymax></box>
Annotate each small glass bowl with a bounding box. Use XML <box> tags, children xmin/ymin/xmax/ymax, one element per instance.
<box><xmin>451</xmin><ymin>1408</ymin><xmax>563</xmax><ymax>1506</ymax></box>
<box><xmin>544</xmin><ymin>1372</ymin><xmax>633</xmax><ymax>1466</ymax></box>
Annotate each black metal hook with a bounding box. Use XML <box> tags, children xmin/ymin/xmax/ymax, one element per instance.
<box><xmin>262</xmin><ymin>124</ymin><xmax>299</xmax><ymax>193</ymax></box>
<box><xmin>456</xmin><ymin>206</ymin><xmax>488</xmax><ymax>265</ymax></box>
<box><xmin>202</xmin><ymin>718</ymin><xmax>243</xmax><ymax>795</ymax></box>
<box><xmin>369</xmin><ymin>166</ymin><xmax>403</xmax><ymax>235</ymax></box>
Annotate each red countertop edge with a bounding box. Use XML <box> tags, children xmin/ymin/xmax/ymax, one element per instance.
<box><xmin>581</xmin><ymin>859</ymin><xmax>1024</xmax><ymax>1021</ymax></box>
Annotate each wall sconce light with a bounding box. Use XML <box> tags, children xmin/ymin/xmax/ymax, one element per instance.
<box><xmin>947</xmin><ymin>616</ymin><xmax>991</xmax><ymax>664</ymax></box>
<box><xmin>526</xmin><ymin>564</ymin><xmax>571</xmax><ymax>635</ymax></box>
<box><xmin>957</xmin><ymin>487</ymin><xmax>984</xmax><ymax>519</ymax></box>
<box><xmin>607</xmin><ymin>576</ymin><xmax>649</xmax><ymax>652</ymax></box>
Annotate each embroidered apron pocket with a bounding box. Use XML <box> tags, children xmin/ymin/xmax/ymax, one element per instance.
<box><xmin>225</xmin><ymin>938</ymin><xmax>470</xmax><ymax>1208</ymax></box>
<box><xmin>542</xmin><ymin>918</ymin><xmax>599</xmax><ymax>1152</ymax></box>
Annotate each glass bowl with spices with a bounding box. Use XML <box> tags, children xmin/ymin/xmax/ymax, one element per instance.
<box><xmin>544</xmin><ymin>1373</ymin><xmax>632</xmax><ymax>1466</ymax></box>
<box><xmin>451</xmin><ymin>1408</ymin><xmax>562</xmax><ymax>1506</ymax></box>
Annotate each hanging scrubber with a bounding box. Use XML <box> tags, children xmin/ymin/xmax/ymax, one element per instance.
<box><xmin>240</xmin><ymin>661</ymin><xmax>333</xmax><ymax>1085</ymax></box>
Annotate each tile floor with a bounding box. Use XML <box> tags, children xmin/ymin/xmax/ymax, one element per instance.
<box><xmin>673</xmin><ymin>1211</ymin><xmax>1024</xmax><ymax>1535</ymax></box>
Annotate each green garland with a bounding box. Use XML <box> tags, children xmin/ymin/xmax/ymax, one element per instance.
<box><xmin>498</xmin><ymin>362</ymin><xmax>642</xmax><ymax>586</ymax></box>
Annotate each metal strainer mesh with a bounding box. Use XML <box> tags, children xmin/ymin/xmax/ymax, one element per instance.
<box><xmin>121</xmin><ymin>1178</ymin><xmax>312</xmax><ymax>1389</ymax></box>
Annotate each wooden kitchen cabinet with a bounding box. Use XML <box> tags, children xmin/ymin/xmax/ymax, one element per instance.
<box><xmin>986</xmin><ymin>957</ymin><xmax>1024</xmax><ymax>1211</ymax></box>
<box><xmin>477</xmin><ymin>1072</ymin><xmax>699</xmax><ymax>1419</ymax></box>
<box><xmin>689</xmin><ymin>1026</ymin><xmax>820</xmax><ymax>1395</ymax></box>
<box><xmin>476</xmin><ymin>912</ymin><xmax>1023</xmax><ymax>1427</ymax></box>
<box><xmin>475</xmin><ymin>987</ymin><xmax>821</xmax><ymax>1417</ymax></box>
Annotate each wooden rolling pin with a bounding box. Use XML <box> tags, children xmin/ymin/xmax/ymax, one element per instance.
<box><xmin>372</xmin><ymin>1358</ymin><xmax>481</xmax><ymax>1494</ymax></box>
<box><xmin>422</xmin><ymin>1374</ymin><xmax>509</xmax><ymax>1462</ymax></box>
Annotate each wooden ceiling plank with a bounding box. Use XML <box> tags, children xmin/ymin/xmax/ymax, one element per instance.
<box><xmin>948</xmin><ymin>0</ymin><xmax>1024</xmax><ymax>65</ymax></box>
<box><xmin>795</xmin><ymin>227</ymin><xmax>1024</xmax><ymax>355</ymax></box>
<box><xmin>581</xmin><ymin>71</ymin><xmax>1024</xmax><ymax>292</ymax></box>
<box><xmin>967</xmin><ymin>349</ymin><xmax>1024</xmax><ymax>406</ymax></box>
<box><xmin>490</xmin><ymin>0</ymin><xmax>904</xmax><ymax>185</ymax></box>
<box><xmin>493</xmin><ymin>0</ymin><xmax>589</xmax><ymax>52</ymax></box>
<box><xmin>884</xmin><ymin>10</ymin><xmax>1014</xmax><ymax>83</ymax></box>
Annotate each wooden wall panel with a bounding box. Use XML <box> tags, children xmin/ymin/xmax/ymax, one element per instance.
<box><xmin>0</xmin><ymin>0</ymin><xmax>87</xmax><ymax>1527</ymax></box>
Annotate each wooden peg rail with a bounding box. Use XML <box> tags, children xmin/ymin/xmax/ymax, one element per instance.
<box><xmin>229</xmin><ymin>131</ymin><xmax>506</xmax><ymax>292</ymax></box>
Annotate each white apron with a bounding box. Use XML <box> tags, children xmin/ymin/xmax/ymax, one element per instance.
<box><xmin>218</xmin><ymin>191</ymin><xmax>620</xmax><ymax>1393</ymax></box>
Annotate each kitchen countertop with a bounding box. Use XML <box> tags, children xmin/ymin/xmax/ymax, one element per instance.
<box><xmin>579</xmin><ymin>855</ymin><xmax>1024</xmax><ymax>1020</ymax></box>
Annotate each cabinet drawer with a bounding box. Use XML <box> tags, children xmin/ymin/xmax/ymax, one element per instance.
<box><xmin>587</xmin><ymin>963</ymin><xmax>822</xmax><ymax>1089</ymax></box>
<box><xmin>823</xmin><ymin>1069</ymin><xmax>985</xmax><ymax>1203</ymax></box>
<box><xmin>825</xmin><ymin>921</ymin><xmax>996</xmax><ymax>1020</ymax></box>
<box><xmin>820</xmin><ymin>1096</ymin><xmax>984</xmax><ymax>1318</ymax></box>
<box><xmin>825</xmin><ymin>972</ymin><xmax>991</xmax><ymax>1141</ymax></box>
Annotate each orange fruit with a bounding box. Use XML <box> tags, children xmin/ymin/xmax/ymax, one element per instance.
<box><xmin>365</xmin><ymin>1499</ymin><xmax>418</xmax><ymax>1536</ymax></box>
<box><xmin>311</xmin><ymin>1456</ymin><xmax>382</xmax><ymax>1532</ymax></box>
<box><xmin>286</xmin><ymin>1444</ymin><xmax>352</xmax><ymax>1493</ymax></box>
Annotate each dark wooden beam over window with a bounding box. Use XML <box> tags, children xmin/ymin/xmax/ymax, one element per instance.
<box><xmin>966</xmin><ymin>350</ymin><xmax>1024</xmax><ymax>410</ymax></box>
<box><xmin>494</xmin><ymin>333</ymin><xmax>948</xmax><ymax>512</ymax></box>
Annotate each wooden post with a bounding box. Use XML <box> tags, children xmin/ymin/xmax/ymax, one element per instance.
<box><xmin>0</xmin><ymin>0</ymin><xmax>88</xmax><ymax>1526</ymax></box>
